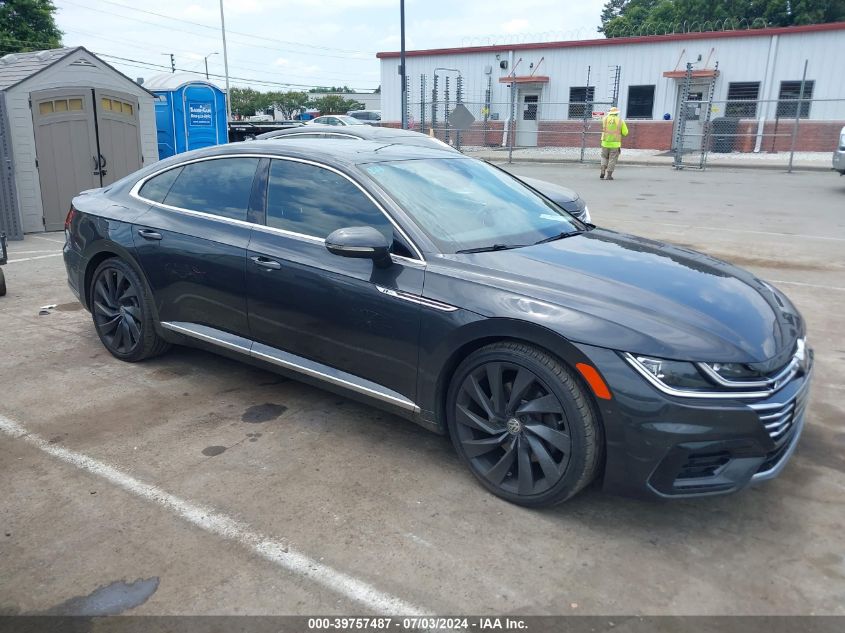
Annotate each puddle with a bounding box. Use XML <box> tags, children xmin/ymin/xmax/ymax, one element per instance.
<box><xmin>202</xmin><ymin>445</ymin><xmax>227</xmax><ymax>457</ymax></box>
<box><xmin>42</xmin><ymin>577</ymin><xmax>159</xmax><ymax>615</ymax></box>
<box><xmin>242</xmin><ymin>403</ymin><xmax>287</xmax><ymax>423</ymax></box>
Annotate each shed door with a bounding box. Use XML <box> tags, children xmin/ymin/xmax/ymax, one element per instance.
<box><xmin>516</xmin><ymin>92</ymin><xmax>540</xmax><ymax>147</ymax></box>
<box><xmin>31</xmin><ymin>89</ymin><xmax>100</xmax><ymax>231</ymax></box>
<box><xmin>94</xmin><ymin>89</ymin><xmax>142</xmax><ymax>186</ymax></box>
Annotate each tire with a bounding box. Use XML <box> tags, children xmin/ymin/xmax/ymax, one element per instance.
<box><xmin>446</xmin><ymin>341</ymin><xmax>602</xmax><ymax>507</ymax></box>
<box><xmin>89</xmin><ymin>258</ymin><xmax>170</xmax><ymax>362</ymax></box>
<box><xmin>0</xmin><ymin>267</ymin><xmax>6</xmax><ymax>297</ymax></box>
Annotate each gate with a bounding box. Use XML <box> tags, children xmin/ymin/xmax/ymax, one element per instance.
<box><xmin>31</xmin><ymin>88</ymin><xmax>143</xmax><ymax>230</ymax></box>
<box><xmin>673</xmin><ymin>62</ymin><xmax>719</xmax><ymax>170</ymax></box>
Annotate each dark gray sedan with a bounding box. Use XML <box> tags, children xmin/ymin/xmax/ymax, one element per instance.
<box><xmin>253</xmin><ymin>125</ymin><xmax>592</xmax><ymax>223</ymax></box>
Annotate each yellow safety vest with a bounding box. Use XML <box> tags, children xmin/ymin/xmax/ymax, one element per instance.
<box><xmin>601</xmin><ymin>113</ymin><xmax>628</xmax><ymax>149</ymax></box>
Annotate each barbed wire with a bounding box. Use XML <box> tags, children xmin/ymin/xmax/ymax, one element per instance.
<box><xmin>460</xmin><ymin>18</ymin><xmax>771</xmax><ymax>47</ymax></box>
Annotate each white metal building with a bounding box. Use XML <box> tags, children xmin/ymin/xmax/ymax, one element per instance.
<box><xmin>0</xmin><ymin>47</ymin><xmax>157</xmax><ymax>237</ymax></box>
<box><xmin>377</xmin><ymin>22</ymin><xmax>845</xmax><ymax>150</ymax></box>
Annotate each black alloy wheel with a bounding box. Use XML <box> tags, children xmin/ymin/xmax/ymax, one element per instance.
<box><xmin>90</xmin><ymin>258</ymin><xmax>170</xmax><ymax>362</ymax></box>
<box><xmin>447</xmin><ymin>342</ymin><xmax>601</xmax><ymax>506</ymax></box>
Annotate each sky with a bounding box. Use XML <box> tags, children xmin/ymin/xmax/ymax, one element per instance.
<box><xmin>51</xmin><ymin>0</ymin><xmax>608</xmax><ymax>93</ymax></box>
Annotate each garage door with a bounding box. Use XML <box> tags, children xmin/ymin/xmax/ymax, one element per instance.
<box><xmin>31</xmin><ymin>88</ymin><xmax>143</xmax><ymax>231</ymax></box>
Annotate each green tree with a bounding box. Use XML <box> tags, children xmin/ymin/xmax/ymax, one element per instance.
<box><xmin>598</xmin><ymin>0</ymin><xmax>845</xmax><ymax>37</ymax></box>
<box><xmin>267</xmin><ymin>90</ymin><xmax>308</xmax><ymax>119</ymax></box>
<box><xmin>229</xmin><ymin>87</ymin><xmax>273</xmax><ymax>118</ymax></box>
<box><xmin>0</xmin><ymin>0</ymin><xmax>62</xmax><ymax>53</ymax></box>
<box><xmin>308</xmin><ymin>85</ymin><xmax>356</xmax><ymax>93</ymax></box>
<box><xmin>307</xmin><ymin>94</ymin><xmax>365</xmax><ymax>114</ymax></box>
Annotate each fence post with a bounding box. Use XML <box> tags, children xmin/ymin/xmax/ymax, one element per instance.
<box><xmin>431</xmin><ymin>74</ymin><xmax>438</xmax><ymax>136</ymax></box>
<box><xmin>508</xmin><ymin>78</ymin><xmax>516</xmax><ymax>164</ymax></box>
<box><xmin>444</xmin><ymin>76</ymin><xmax>450</xmax><ymax>145</ymax></box>
<box><xmin>420</xmin><ymin>74</ymin><xmax>426</xmax><ymax>133</ymax></box>
<box><xmin>788</xmin><ymin>59</ymin><xmax>808</xmax><ymax>173</ymax></box>
<box><xmin>456</xmin><ymin>74</ymin><xmax>463</xmax><ymax>152</ymax></box>
<box><xmin>579</xmin><ymin>65</ymin><xmax>591</xmax><ymax>163</ymax></box>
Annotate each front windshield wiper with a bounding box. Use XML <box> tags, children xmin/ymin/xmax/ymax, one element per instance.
<box><xmin>455</xmin><ymin>243</ymin><xmax>527</xmax><ymax>254</ymax></box>
<box><xmin>533</xmin><ymin>230</ymin><xmax>583</xmax><ymax>245</ymax></box>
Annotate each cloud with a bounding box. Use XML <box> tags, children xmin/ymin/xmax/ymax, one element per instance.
<box><xmin>501</xmin><ymin>18</ymin><xmax>529</xmax><ymax>34</ymax></box>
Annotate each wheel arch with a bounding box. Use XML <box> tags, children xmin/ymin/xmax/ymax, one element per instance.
<box><xmin>431</xmin><ymin>318</ymin><xmax>607</xmax><ymax>439</ymax></box>
<box><xmin>82</xmin><ymin>242</ymin><xmax>160</xmax><ymax>325</ymax></box>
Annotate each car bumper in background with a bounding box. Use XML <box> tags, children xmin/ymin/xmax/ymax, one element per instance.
<box><xmin>833</xmin><ymin>150</ymin><xmax>845</xmax><ymax>173</ymax></box>
<box><xmin>575</xmin><ymin>342</ymin><xmax>813</xmax><ymax>499</ymax></box>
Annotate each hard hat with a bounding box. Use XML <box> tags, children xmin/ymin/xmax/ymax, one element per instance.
<box><xmin>609</xmin><ymin>106</ymin><xmax>620</xmax><ymax>113</ymax></box>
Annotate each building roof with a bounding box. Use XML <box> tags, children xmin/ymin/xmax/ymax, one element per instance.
<box><xmin>143</xmin><ymin>72</ymin><xmax>223</xmax><ymax>92</ymax></box>
<box><xmin>0</xmin><ymin>47</ymin><xmax>80</xmax><ymax>90</ymax></box>
<box><xmin>376</xmin><ymin>21</ymin><xmax>845</xmax><ymax>59</ymax></box>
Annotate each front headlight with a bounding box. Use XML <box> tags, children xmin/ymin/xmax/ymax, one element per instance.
<box><xmin>629</xmin><ymin>355</ymin><xmax>712</xmax><ymax>390</ymax></box>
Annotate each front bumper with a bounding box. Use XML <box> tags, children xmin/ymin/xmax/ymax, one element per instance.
<box><xmin>834</xmin><ymin>150</ymin><xmax>845</xmax><ymax>173</ymax></box>
<box><xmin>576</xmin><ymin>342</ymin><xmax>813</xmax><ymax>499</ymax></box>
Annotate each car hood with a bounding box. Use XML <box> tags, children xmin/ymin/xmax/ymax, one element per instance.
<box><xmin>439</xmin><ymin>229</ymin><xmax>802</xmax><ymax>363</ymax></box>
<box><xmin>521</xmin><ymin>177</ymin><xmax>578</xmax><ymax>202</ymax></box>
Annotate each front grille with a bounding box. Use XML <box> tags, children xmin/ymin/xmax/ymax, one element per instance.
<box><xmin>750</xmin><ymin>380</ymin><xmax>810</xmax><ymax>444</ymax></box>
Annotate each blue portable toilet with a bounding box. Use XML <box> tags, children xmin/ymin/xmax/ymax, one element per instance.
<box><xmin>144</xmin><ymin>73</ymin><xmax>227</xmax><ymax>160</ymax></box>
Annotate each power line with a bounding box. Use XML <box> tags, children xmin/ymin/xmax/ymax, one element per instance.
<box><xmin>95</xmin><ymin>53</ymin><xmax>379</xmax><ymax>91</ymax></box>
<box><xmin>88</xmin><ymin>0</ymin><xmax>378</xmax><ymax>55</ymax></box>
<box><xmin>57</xmin><ymin>0</ymin><xmax>375</xmax><ymax>61</ymax></box>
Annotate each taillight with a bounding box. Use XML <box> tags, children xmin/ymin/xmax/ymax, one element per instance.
<box><xmin>65</xmin><ymin>205</ymin><xmax>76</xmax><ymax>231</ymax></box>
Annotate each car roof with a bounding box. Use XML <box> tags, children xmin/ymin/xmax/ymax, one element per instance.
<box><xmin>256</xmin><ymin>124</ymin><xmax>418</xmax><ymax>141</ymax></box>
<box><xmin>165</xmin><ymin>138</ymin><xmax>466</xmax><ymax>168</ymax></box>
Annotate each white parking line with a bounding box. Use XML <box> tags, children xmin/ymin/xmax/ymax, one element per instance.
<box><xmin>769</xmin><ymin>279</ymin><xmax>845</xmax><ymax>292</ymax></box>
<box><xmin>0</xmin><ymin>413</ymin><xmax>426</xmax><ymax>616</ymax></box>
<box><xmin>610</xmin><ymin>219</ymin><xmax>845</xmax><ymax>243</ymax></box>
<box><xmin>29</xmin><ymin>234</ymin><xmax>66</xmax><ymax>244</ymax></box>
<box><xmin>6</xmin><ymin>250</ymin><xmax>63</xmax><ymax>255</ymax></box>
<box><xmin>7</xmin><ymin>253</ymin><xmax>64</xmax><ymax>264</ymax></box>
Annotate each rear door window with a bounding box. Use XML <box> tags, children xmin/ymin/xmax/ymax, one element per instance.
<box><xmin>162</xmin><ymin>157</ymin><xmax>260</xmax><ymax>221</ymax></box>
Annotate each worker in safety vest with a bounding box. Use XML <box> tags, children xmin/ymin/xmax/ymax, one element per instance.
<box><xmin>600</xmin><ymin>106</ymin><xmax>628</xmax><ymax>180</ymax></box>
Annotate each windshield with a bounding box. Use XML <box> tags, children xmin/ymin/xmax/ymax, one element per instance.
<box><xmin>338</xmin><ymin>116</ymin><xmax>366</xmax><ymax>125</ymax></box>
<box><xmin>361</xmin><ymin>158</ymin><xmax>582</xmax><ymax>254</ymax></box>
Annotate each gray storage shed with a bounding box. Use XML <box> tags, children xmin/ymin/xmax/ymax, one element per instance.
<box><xmin>0</xmin><ymin>47</ymin><xmax>157</xmax><ymax>238</ymax></box>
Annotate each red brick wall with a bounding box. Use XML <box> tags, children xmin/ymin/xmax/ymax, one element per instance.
<box><xmin>383</xmin><ymin>119</ymin><xmax>843</xmax><ymax>151</ymax></box>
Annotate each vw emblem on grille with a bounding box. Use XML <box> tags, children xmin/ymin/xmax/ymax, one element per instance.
<box><xmin>507</xmin><ymin>418</ymin><xmax>523</xmax><ymax>434</ymax></box>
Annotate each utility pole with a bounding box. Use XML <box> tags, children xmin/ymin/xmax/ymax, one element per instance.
<box><xmin>204</xmin><ymin>52</ymin><xmax>218</xmax><ymax>80</ymax></box>
<box><xmin>400</xmin><ymin>0</ymin><xmax>407</xmax><ymax>129</ymax></box>
<box><xmin>219</xmin><ymin>0</ymin><xmax>233</xmax><ymax>123</ymax></box>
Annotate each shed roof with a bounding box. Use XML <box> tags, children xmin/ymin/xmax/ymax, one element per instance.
<box><xmin>0</xmin><ymin>47</ymin><xmax>80</xmax><ymax>90</ymax></box>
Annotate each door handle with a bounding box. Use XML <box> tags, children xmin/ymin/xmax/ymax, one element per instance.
<box><xmin>92</xmin><ymin>155</ymin><xmax>101</xmax><ymax>175</ymax></box>
<box><xmin>98</xmin><ymin>154</ymin><xmax>108</xmax><ymax>177</ymax></box>
<box><xmin>251</xmin><ymin>256</ymin><xmax>282</xmax><ymax>270</ymax></box>
<box><xmin>137</xmin><ymin>229</ymin><xmax>162</xmax><ymax>241</ymax></box>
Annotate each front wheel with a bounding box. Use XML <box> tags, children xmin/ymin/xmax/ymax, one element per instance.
<box><xmin>90</xmin><ymin>258</ymin><xmax>170</xmax><ymax>362</ymax></box>
<box><xmin>446</xmin><ymin>342</ymin><xmax>602</xmax><ymax>507</ymax></box>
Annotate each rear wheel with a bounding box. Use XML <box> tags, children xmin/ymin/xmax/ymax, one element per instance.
<box><xmin>0</xmin><ymin>267</ymin><xmax>6</xmax><ymax>296</ymax></box>
<box><xmin>90</xmin><ymin>258</ymin><xmax>169</xmax><ymax>362</ymax></box>
<box><xmin>446</xmin><ymin>342</ymin><xmax>601</xmax><ymax>506</ymax></box>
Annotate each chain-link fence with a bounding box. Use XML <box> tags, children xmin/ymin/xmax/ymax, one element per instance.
<box><xmin>674</xmin><ymin>96</ymin><xmax>845</xmax><ymax>171</ymax></box>
<box><xmin>403</xmin><ymin>97</ymin><xmax>618</xmax><ymax>164</ymax></box>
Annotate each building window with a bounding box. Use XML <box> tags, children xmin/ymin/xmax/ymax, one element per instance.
<box><xmin>777</xmin><ymin>80</ymin><xmax>814</xmax><ymax>119</ymax></box>
<box><xmin>725</xmin><ymin>82</ymin><xmax>760</xmax><ymax>118</ymax></box>
<box><xmin>626</xmin><ymin>85</ymin><xmax>655</xmax><ymax>119</ymax></box>
<box><xmin>568</xmin><ymin>86</ymin><xmax>595</xmax><ymax>119</ymax></box>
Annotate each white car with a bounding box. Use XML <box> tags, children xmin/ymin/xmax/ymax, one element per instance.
<box><xmin>834</xmin><ymin>125</ymin><xmax>845</xmax><ymax>175</ymax></box>
<box><xmin>308</xmin><ymin>115</ymin><xmax>366</xmax><ymax>127</ymax></box>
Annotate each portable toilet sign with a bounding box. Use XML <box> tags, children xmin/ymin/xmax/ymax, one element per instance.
<box><xmin>144</xmin><ymin>73</ymin><xmax>227</xmax><ymax>160</ymax></box>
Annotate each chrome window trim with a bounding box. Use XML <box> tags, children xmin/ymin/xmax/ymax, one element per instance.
<box><xmin>376</xmin><ymin>285</ymin><xmax>458</xmax><ymax>312</ymax></box>
<box><xmin>129</xmin><ymin>152</ymin><xmax>425</xmax><ymax>262</ymax></box>
<box><xmin>161</xmin><ymin>321</ymin><xmax>420</xmax><ymax>413</ymax></box>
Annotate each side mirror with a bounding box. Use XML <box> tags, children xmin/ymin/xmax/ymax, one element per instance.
<box><xmin>325</xmin><ymin>226</ymin><xmax>392</xmax><ymax>268</ymax></box>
